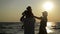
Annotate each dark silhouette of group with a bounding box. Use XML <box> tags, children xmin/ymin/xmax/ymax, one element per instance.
<box><xmin>20</xmin><ymin>6</ymin><xmax>48</xmax><ymax>34</ymax></box>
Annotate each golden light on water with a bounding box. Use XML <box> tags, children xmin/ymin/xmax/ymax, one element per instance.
<box><xmin>47</xmin><ymin>22</ymin><xmax>52</xmax><ymax>27</ymax></box>
<box><xmin>46</xmin><ymin>27</ymin><xmax>53</xmax><ymax>33</ymax></box>
<box><xmin>46</xmin><ymin>22</ymin><xmax>55</xmax><ymax>33</ymax></box>
<box><xmin>43</xmin><ymin>1</ymin><xmax>54</xmax><ymax>11</ymax></box>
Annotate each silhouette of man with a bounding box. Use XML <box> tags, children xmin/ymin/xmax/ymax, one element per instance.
<box><xmin>34</xmin><ymin>11</ymin><xmax>48</xmax><ymax>34</ymax></box>
<box><xmin>21</xmin><ymin>6</ymin><xmax>35</xmax><ymax>34</ymax></box>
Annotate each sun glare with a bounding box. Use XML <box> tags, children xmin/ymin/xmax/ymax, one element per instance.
<box><xmin>43</xmin><ymin>2</ymin><xmax>54</xmax><ymax>11</ymax></box>
<box><xmin>46</xmin><ymin>22</ymin><xmax>54</xmax><ymax>33</ymax></box>
<box><xmin>46</xmin><ymin>27</ymin><xmax>53</xmax><ymax>33</ymax></box>
<box><xmin>47</xmin><ymin>22</ymin><xmax>52</xmax><ymax>27</ymax></box>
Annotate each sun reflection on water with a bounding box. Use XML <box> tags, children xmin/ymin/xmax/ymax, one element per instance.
<box><xmin>46</xmin><ymin>27</ymin><xmax>53</xmax><ymax>33</ymax></box>
<box><xmin>46</xmin><ymin>22</ymin><xmax>55</xmax><ymax>33</ymax></box>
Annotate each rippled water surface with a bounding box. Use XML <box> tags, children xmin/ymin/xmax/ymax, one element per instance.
<box><xmin>0</xmin><ymin>22</ymin><xmax>60</xmax><ymax>34</ymax></box>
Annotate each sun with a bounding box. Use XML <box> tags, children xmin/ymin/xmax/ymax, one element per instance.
<box><xmin>43</xmin><ymin>2</ymin><xmax>54</xmax><ymax>11</ymax></box>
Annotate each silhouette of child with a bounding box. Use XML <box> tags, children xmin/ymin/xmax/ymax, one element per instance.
<box><xmin>20</xmin><ymin>15</ymin><xmax>24</xmax><ymax>29</ymax></box>
<box><xmin>34</xmin><ymin>11</ymin><xmax>48</xmax><ymax>34</ymax></box>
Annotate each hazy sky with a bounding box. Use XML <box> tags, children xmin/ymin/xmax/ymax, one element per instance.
<box><xmin>0</xmin><ymin>0</ymin><xmax>60</xmax><ymax>22</ymax></box>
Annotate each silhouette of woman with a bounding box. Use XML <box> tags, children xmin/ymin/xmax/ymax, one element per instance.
<box><xmin>21</xmin><ymin>6</ymin><xmax>35</xmax><ymax>34</ymax></box>
<box><xmin>34</xmin><ymin>11</ymin><xmax>48</xmax><ymax>34</ymax></box>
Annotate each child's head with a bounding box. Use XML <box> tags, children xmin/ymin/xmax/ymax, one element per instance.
<box><xmin>42</xmin><ymin>11</ymin><xmax>48</xmax><ymax>17</ymax></box>
<box><xmin>26</xmin><ymin>6</ymin><xmax>32</xmax><ymax>11</ymax></box>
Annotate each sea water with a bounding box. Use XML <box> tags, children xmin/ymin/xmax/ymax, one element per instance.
<box><xmin>0</xmin><ymin>22</ymin><xmax>60</xmax><ymax>34</ymax></box>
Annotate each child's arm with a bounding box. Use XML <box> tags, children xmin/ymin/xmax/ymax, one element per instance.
<box><xmin>20</xmin><ymin>11</ymin><xmax>25</xmax><ymax>21</ymax></box>
<box><xmin>34</xmin><ymin>16</ymin><xmax>41</xmax><ymax>19</ymax></box>
<box><xmin>20</xmin><ymin>15</ymin><xmax>24</xmax><ymax>21</ymax></box>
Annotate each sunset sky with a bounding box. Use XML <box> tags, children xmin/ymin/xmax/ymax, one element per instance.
<box><xmin>0</xmin><ymin>0</ymin><xmax>60</xmax><ymax>22</ymax></box>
